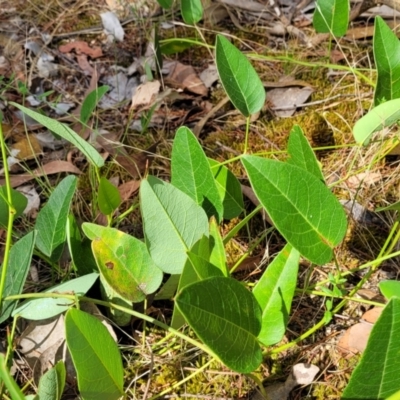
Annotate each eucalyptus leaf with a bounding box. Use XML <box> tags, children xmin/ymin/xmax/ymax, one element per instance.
<box><xmin>287</xmin><ymin>125</ymin><xmax>324</xmax><ymax>181</ymax></box>
<box><xmin>35</xmin><ymin>175</ymin><xmax>77</xmax><ymax>261</ymax></box>
<box><xmin>180</xmin><ymin>0</ymin><xmax>203</xmax><ymax>24</ymax></box>
<box><xmin>12</xmin><ymin>273</ymin><xmax>99</xmax><ymax>320</ymax></box>
<box><xmin>82</xmin><ymin>224</ymin><xmax>163</xmax><ymax>303</ymax></box>
<box><xmin>209</xmin><ymin>158</ymin><xmax>244</xmax><ymax>219</ymax></box>
<box><xmin>242</xmin><ymin>156</ymin><xmax>347</xmax><ymax>265</ymax></box>
<box><xmin>215</xmin><ymin>35</ymin><xmax>265</xmax><ymax>117</ymax></box>
<box><xmin>253</xmin><ymin>244</ymin><xmax>300</xmax><ymax>346</ymax></box>
<box><xmin>176</xmin><ymin>276</ymin><xmax>262</xmax><ymax>373</ymax></box>
<box><xmin>172</xmin><ymin>126</ymin><xmax>223</xmax><ymax>221</ymax></box>
<box><xmin>11</xmin><ymin>102</ymin><xmax>104</xmax><ymax>167</ymax></box>
<box><xmin>0</xmin><ymin>231</ymin><xmax>36</xmax><ymax>323</ymax></box>
<box><xmin>140</xmin><ymin>176</ymin><xmax>209</xmax><ymax>274</ymax></box>
<box><xmin>342</xmin><ymin>298</ymin><xmax>400</xmax><ymax>399</ymax></box>
<box><xmin>65</xmin><ymin>308</ymin><xmax>124</xmax><ymax>400</ymax></box>
<box><xmin>98</xmin><ymin>177</ymin><xmax>121</xmax><ymax>216</ymax></box>
<box><xmin>353</xmin><ymin>98</ymin><xmax>400</xmax><ymax>145</ymax></box>
<box><xmin>313</xmin><ymin>0</ymin><xmax>349</xmax><ymax>36</ymax></box>
<box><xmin>373</xmin><ymin>16</ymin><xmax>400</xmax><ymax>105</ymax></box>
<box><xmin>0</xmin><ymin>186</ymin><xmax>27</xmax><ymax>228</ymax></box>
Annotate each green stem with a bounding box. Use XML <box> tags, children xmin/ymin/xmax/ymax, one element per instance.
<box><xmin>244</xmin><ymin>115</ymin><xmax>250</xmax><ymax>154</ymax></box>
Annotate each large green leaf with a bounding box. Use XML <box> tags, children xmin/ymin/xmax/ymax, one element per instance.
<box><xmin>253</xmin><ymin>244</ymin><xmax>300</xmax><ymax>346</ymax></box>
<box><xmin>0</xmin><ymin>186</ymin><xmax>27</xmax><ymax>228</ymax></box>
<box><xmin>215</xmin><ymin>35</ymin><xmax>265</xmax><ymax>117</ymax></box>
<box><xmin>342</xmin><ymin>298</ymin><xmax>400</xmax><ymax>399</ymax></box>
<box><xmin>11</xmin><ymin>102</ymin><xmax>104</xmax><ymax>167</ymax></box>
<box><xmin>180</xmin><ymin>0</ymin><xmax>203</xmax><ymax>24</ymax></box>
<box><xmin>37</xmin><ymin>361</ymin><xmax>66</xmax><ymax>400</ymax></box>
<box><xmin>140</xmin><ymin>176</ymin><xmax>209</xmax><ymax>274</ymax></box>
<box><xmin>175</xmin><ymin>276</ymin><xmax>262</xmax><ymax>373</ymax></box>
<box><xmin>287</xmin><ymin>125</ymin><xmax>324</xmax><ymax>181</ymax></box>
<box><xmin>373</xmin><ymin>16</ymin><xmax>400</xmax><ymax>105</ymax></box>
<box><xmin>97</xmin><ymin>177</ymin><xmax>121</xmax><ymax>216</ymax></box>
<box><xmin>313</xmin><ymin>0</ymin><xmax>349</xmax><ymax>36</ymax></box>
<box><xmin>242</xmin><ymin>156</ymin><xmax>347</xmax><ymax>265</ymax></box>
<box><xmin>35</xmin><ymin>175</ymin><xmax>77</xmax><ymax>260</ymax></box>
<box><xmin>65</xmin><ymin>308</ymin><xmax>124</xmax><ymax>400</ymax></box>
<box><xmin>209</xmin><ymin>158</ymin><xmax>244</xmax><ymax>219</ymax></box>
<box><xmin>379</xmin><ymin>280</ymin><xmax>400</xmax><ymax>300</ymax></box>
<box><xmin>13</xmin><ymin>273</ymin><xmax>99</xmax><ymax>320</ymax></box>
<box><xmin>82</xmin><ymin>224</ymin><xmax>163</xmax><ymax>303</ymax></box>
<box><xmin>0</xmin><ymin>231</ymin><xmax>36</xmax><ymax>323</ymax></box>
<box><xmin>353</xmin><ymin>98</ymin><xmax>400</xmax><ymax>145</ymax></box>
<box><xmin>172</xmin><ymin>127</ymin><xmax>223</xmax><ymax>221</ymax></box>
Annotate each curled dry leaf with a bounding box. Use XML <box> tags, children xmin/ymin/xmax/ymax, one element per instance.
<box><xmin>166</xmin><ymin>61</ymin><xmax>208</xmax><ymax>96</ymax></box>
<box><xmin>59</xmin><ymin>41</ymin><xmax>103</xmax><ymax>58</ymax></box>
<box><xmin>0</xmin><ymin>160</ymin><xmax>82</xmax><ymax>188</ymax></box>
<box><xmin>130</xmin><ymin>80</ymin><xmax>161</xmax><ymax>111</ymax></box>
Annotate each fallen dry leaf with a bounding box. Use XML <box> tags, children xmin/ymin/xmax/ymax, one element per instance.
<box><xmin>0</xmin><ymin>160</ymin><xmax>82</xmax><ymax>188</ymax></box>
<box><xmin>118</xmin><ymin>180</ymin><xmax>141</xmax><ymax>202</ymax></box>
<box><xmin>267</xmin><ymin>86</ymin><xmax>314</xmax><ymax>117</ymax></box>
<box><xmin>346</xmin><ymin>172</ymin><xmax>382</xmax><ymax>189</ymax></box>
<box><xmin>337</xmin><ymin>322</ymin><xmax>373</xmax><ymax>355</ymax></box>
<box><xmin>166</xmin><ymin>61</ymin><xmax>208</xmax><ymax>96</ymax></box>
<box><xmin>59</xmin><ymin>41</ymin><xmax>103</xmax><ymax>58</ymax></box>
<box><xmin>12</xmin><ymin>134</ymin><xmax>42</xmax><ymax>161</ymax></box>
<box><xmin>130</xmin><ymin>80</ymin><xmax>161</xmax><ymax>111</ymax></box>
<box><xmin>17</xmin><ymin>185</ymin><xmax>40</xmax><ymax>215</ymax></box>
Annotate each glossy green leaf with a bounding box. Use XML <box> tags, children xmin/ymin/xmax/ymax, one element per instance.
<box><xmin>253</xmin><ymin>244</ymin><xmax>300</xmax><ymax>346</ymax></box>
<box><xmin>379</xmin><ymin>280</ymin><xmax>400</xmax><ymax>300</ymax></box>
<box><xmin>209</xmin><ymin>218</ymin><xmax>228</xmax><ymax>276</ymax></box>
<box><xmin>172</xmin><ymin>127</ymin><xmax>223</xmax><ymax>221</ymax></box>
<box><xmin>98</xmin><ymin>177</ymin><xmax>121</xmax><ymax>216</ymax></box>
<box><xmin>209</xmin><ymin>158</ymin><xmax>244</xmax><ymax>219</ymax></box>
<box><xmin>67</xmin><ymin>215</ymin><xmax>98</xmax><ymax>276</ymax></box>
<box><xmin>0</xmin><ymin>354</ymin><xmax>25</xmax><ymax>400</ymax></box>
<box><xmin>287</xmin><ymin>125</ymin><xmax>324</xmax><ymax>181</ymax></box>
<box><xmin>215</xmin><ymin>35</ymin><xmax>265</xmax><ymax>117</ymax></box>
<box><xmin>12</xmin><ymin>273</ymin><xmax>99</xmax><ymax>320</ymax></box>
<box><xmin>373</xmin><ymin>16</ymin><xmax>400</xmax><ymax>105</ymax></box>
<box><xmin>313</xmin><ymin>0</ymin><xmax>349</xmax><ymax>36</ymax></box>
<box><xmin>353</xmin><ymin>98</ymin><xmax>400</xmax><ymax>145</ymax></box>
<box><xmin>0</xmin><ymin>231</ymin><xmax>36</xmax><ymax>324</ymax></box>
<box><xmin>181</xmin><ymin>0</ymin><xmax>203</xmax><ymax>24</ymax></box>
<box><xmin>80</xmin><ymin>86</ymin><xmax>109</xmax><ymax>125</ymax></box>
<box><xmin>10</xmin><ymin>102</ymin><xmax>104</xmax><ymax>167</ymax></box>
<box><xmin>140</xmin><ymin>176</ymin><xmax>209</xmax><ymax>274</ymax></box>
<box><xmin>82</xmin><ymin>223</ymin><xmax>163</xmax><ymax>303</ymax></box>
<box><xmin>342</xmin><ymin>298</ymin><xmax>400</xmax><ymax>399</ymax></box>
<box><xmin>35</xmin><ymin>175</ymin><xmax>77</xmax><ymax>260</ymax></box>
<box><xmin>37</xmin><ymin>361</ymin><xmax>66</xmax><ymax>400</ymax></box>
<box><xmin>176</xmin><ymin>276</ymin><xmax>262</xmax><ymax>373</ymax></box>
<box><xmin>0</xmin><ymin>186</ymin><xmax>27</xmax><ymax>228</ymax></box>
<box><xmin>242</xmin><ymin>156</ymin><xmax>347</xmax><ymax>265</ymax></box>
<box><xmin>65</xmin><ymin>308</ymin><xmax>124</xmax><ymax>400</ymax></box>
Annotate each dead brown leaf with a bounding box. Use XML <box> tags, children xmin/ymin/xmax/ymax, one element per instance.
<box><xmin>166</xmin><ymin>61</ymin><xmax>208</xmax><ymax>96</ymax></box>
<box><xmin>337</xmin><ymin>322</ymin><xmax>373</xmax><ymax>355</ymax></box>
<box><xmin>0</xmin><ymin>160</ymin><xmax>82</xmax><ymax>188</ymax></box>
<box><xmin>59</xmin><ymin>41</ymin><xmax>103</xmax><ymax>58</ymax></box>
<box><xmin>130</xmin><ymin>80</ymin><xmax>161</xmax><ymax>111</ymax></box>
<box><xmin>12</xmin><ymin>134</ymin><xmax>42</xmax><ymax>161</ymax></box>
<box><xmin>118</xmin><ymin>180</ymin><xmax>141</xmax><ymax>202</ymax></box>
<box><xmin>346</xmin><ymin>172</ymin><xmax>382</xmax><ymax>189</ymax></box>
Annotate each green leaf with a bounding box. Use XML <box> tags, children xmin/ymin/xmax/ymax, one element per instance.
<box><xmin>0</xmin><ymin>354</ymin><xmax>25</xmax><ymax>400</ymax></box>
<box><xmin>157</xmin><ymin>0</ymin><xmax>173</xmax><ymax>8</ymax></box>
<box><xmin>0</xmin><ymin>186</ymin><xmax>27</xmax><ymax>228</ymax></box>
<box><xmin>82</xmin><ymin>224</ymin><xmax>163</xmax><ymax>303</ymax></box>
<box><xmin>242</xmin><ymin>156</ymin><xmax>347</xmax><ymax>265</ymax></box>
<box><xmin>98</xmin><ymin>177</ymin><xmax>121</xmax><ymax>216</ymax></box>
<box><xmin>172</xmin><ymin>127</ymin><xmax>223</xmax><ymax>221</ymax></box>
<box><xmin>387</xmin><ymin>389</ymin><xmax>400</xmax><ymax>400</ymax></box>
<box><xmin>80</xmin><ymin>86</ymin><xmax>109</xmax><ymax>125</ymax></box>
<box><xmin>10</xmin><ymin>102</ymin><xmax>104</xmax><ymax>167</ymax></box>
<box><xmin>209</xmin><ymin>158</ymin><xmax>244</xmax><ymax>219</ymax></box>
<box><xmin>342</xmin><ymin>298</ymin><xmax>400</xmax><ymax>399</ymax></box>
<box><xmin>313</xmin><ymin>0</ymin><xmax>349</xmax><ymax>36</ymax></box>
<box><xmin>154</xmin><ymin>274</ymin><xmax>180</xmax><ymax>300</ymax></box>
<box><xmin>140</xmin><ymin>176</ymin><xmax>209</xmax><ymax>274</ymax></box>
<box><xmin>209</xmin><ymin>218</ymin><xmax>229</xmax><ymax>276</ymax></box>
<box><xmin>379</xmin><ymin>280</ymin><xmax>400</xmax><ymax>300</ymax></box>
<box><xmin>176</xmin><ymin>276</ymin><xmax>262</xmax><ymax>373</ymax></box>
<box><xmin>287</xmin><ymin>125</ymin><xmax>324</xmax><ymax>181</ymax></box>
<box><xmin>65</xmin><ymin>308</ymin><xmax>124</xmax><ymax>400</ymax></box>
<box><xmin>353</xmin><ymin>98</ymin><xmax>400</xmax><ymax>145</ymax></box>
<box><xmin>35</xmin><ymin>175</ymin><xmax>77</xmax><ymax>260</ymax></box>
<box><xmin>253</xmin><ymin>244</ymin><xmax>300</xmax><ymax>346</ymax></box>
<box><xmin>215</xmin><ymin>35</ymin><xmax>265</xmax><ymax>117</ymax></box>
<box><xmin>180</xmin><ymin>0</ymin><xmax>203</xmax><ymax>24</ymax></box>
<box><xmin>373</xmin><ymin>16</ymin><xmax>400</xmax><ymax>105</ymax></box>
<box><xmin>160</xmin><ymin>39</ymin><xmax>196</xmax><ymax>55</ymax></box>
<box><xmin>0</xmin><ymin>231</ymin><xmax>36</xmax><ymax>323</ymax></box>
<box><xmin>37</xmin><ymin>361</ymin><xmax>66</xmax><ymax>400</ymax></box>
<box><xmin>12</xmin><ymin>273</ymin><xmax>99</xmax><ymax>320</ymax></box>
